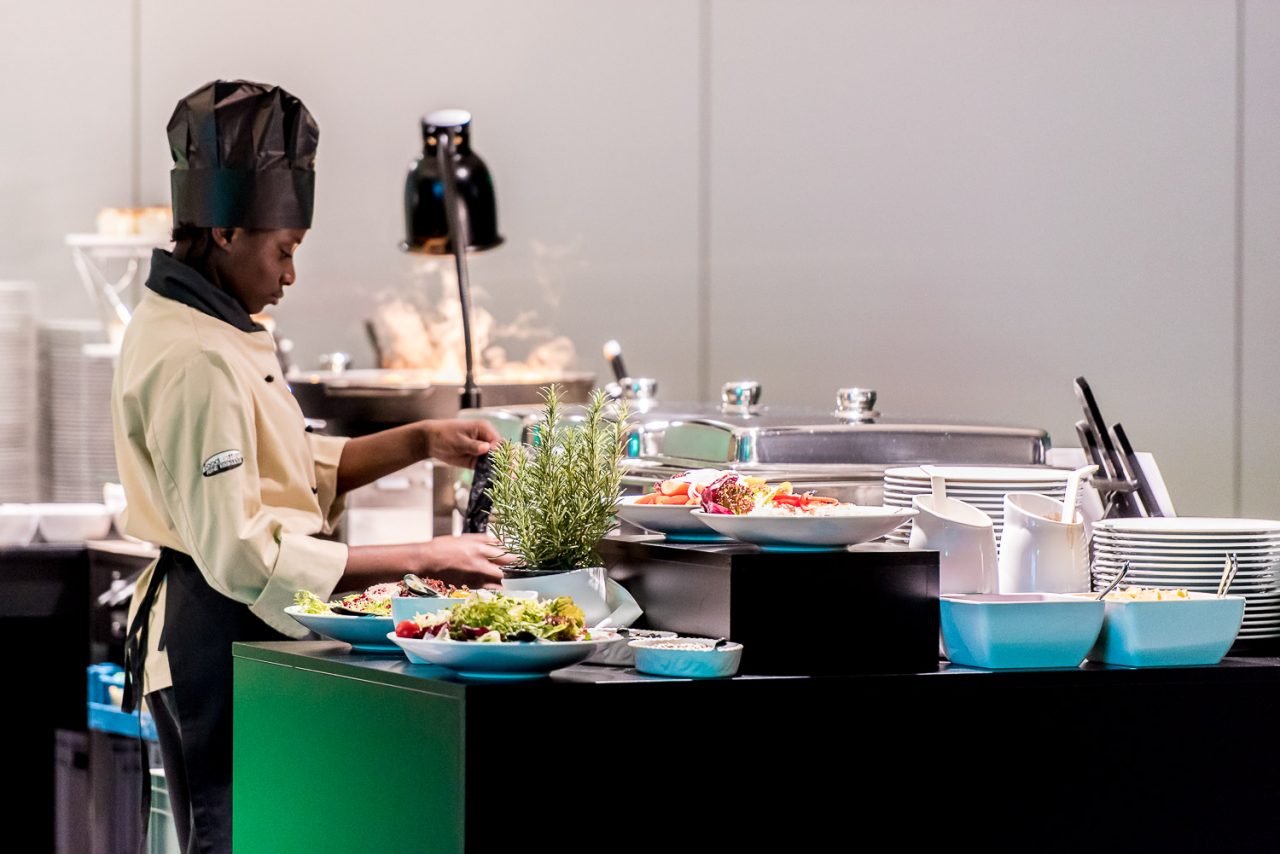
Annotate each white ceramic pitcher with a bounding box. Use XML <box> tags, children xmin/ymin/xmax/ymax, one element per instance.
<box><xmin>997</xmin><ymin>493</ymin><xmax>1089</xmax><ymax>594</ymax></box>
<box><xmin>910</xmin><ymin>494</ymin><xmax>998</xmax><ymax>594</ymax></box>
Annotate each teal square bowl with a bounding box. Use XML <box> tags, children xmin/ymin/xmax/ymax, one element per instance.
<box><xmin>1087</xmin><ymin>593</ymin><xmax>1245</xmax><ymax>667</ymax></box>
<box><xmin>940</xmin><ymin>594</ymin><xmax>1105</xmax><ymax>670</ymax></box>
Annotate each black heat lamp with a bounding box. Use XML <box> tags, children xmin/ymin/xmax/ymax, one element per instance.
<box><xmin>401</xmin><ymin>109</ymin><xmax>503</xmax><ymax>410</ymax></box>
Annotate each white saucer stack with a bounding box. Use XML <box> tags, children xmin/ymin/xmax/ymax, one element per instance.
<box><xmin>40</xmin><ymin>322</ymin><xmax>118</xmax><ymax>503</ymax></box>
<box><xmin>1091</xmin><ymin>517</ymin><xmax>1280</xmax><ymax>642</ymax></box>
<box><xmin>0</xmin><ymin>283</ymin><xmax>38</xmax><ymax>502</ymax></box>
<box><xmin>882</xmin><ymin>466</ymin><xmax>1077</xmax><ymax>548</ymax></box>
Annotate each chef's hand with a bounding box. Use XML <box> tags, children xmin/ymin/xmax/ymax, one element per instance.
<box><xmin>422</xmin><ymin>419</ymin><xmax>503</xmax><ymax>468</ymax></box>
<box><xmin>418</xmin><ymin>533</ymin><xmax>512</xmax><ymax>588</ymax></box>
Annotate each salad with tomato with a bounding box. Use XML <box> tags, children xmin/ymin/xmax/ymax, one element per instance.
<box><xmin>394</xmin><ymin>591</ymin><xmax>590</xmax><ymax>643</ymax></box>
<box><xmin>698</xmin><ymin>472</ymin><xmax>843</xmax><ymax>516</ymax></box>
<box><xmin>633</xmin><ymin>470</ymin><xmax>846</xmax><ymax>516</ymax></box>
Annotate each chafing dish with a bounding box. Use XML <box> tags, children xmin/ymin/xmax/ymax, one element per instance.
<box><xmin>464</xmin><ymin>380</ymin><xmax>1050</xmax><ymax>505</ymax></box>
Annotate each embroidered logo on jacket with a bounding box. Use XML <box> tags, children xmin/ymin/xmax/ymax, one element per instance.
<box><xmin>201</xmin><ymin>449</ymin><xmax>244</xmax><ymax>477</ymax></box>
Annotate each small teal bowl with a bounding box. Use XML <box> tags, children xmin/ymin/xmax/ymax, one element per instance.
<box><xmin>1086</xmin><ymin>592</ymin><xmax>1245</xmax><ymax>667</ymax></box>
<box><xmin>629</xmin><ymin>637</ymin><xmax>743</xmax><ymax>678</ymax></box>
<box><xmin>940</xmin><ymin>594</ymin><xmax>1105</xmax><ymax>670</ymax></box>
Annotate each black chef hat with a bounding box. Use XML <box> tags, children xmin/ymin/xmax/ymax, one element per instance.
<box><xmin>167</xmin><ymin>80</ymin><xmax>319</xmax><ymax>229</ymax></box>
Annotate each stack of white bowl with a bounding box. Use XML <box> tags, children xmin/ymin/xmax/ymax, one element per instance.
<box><xmin>40</xmin><ymin>322</ymin><xmax>118</xmax><ymax>502</ymax></box>
<box><xmin>0</xmin><ymin>283</ymin><xmax>38</xmax><ymax>502</ymax></box>
<box><xmin>883</xmin><ymin>465</ymin><xmax>1077</xmax><ymax>548</ymax></box>
<box><xmin>1091</xmin><ymin>517</ymin><xmax>1280</xmax><ymax>642</ymax></box>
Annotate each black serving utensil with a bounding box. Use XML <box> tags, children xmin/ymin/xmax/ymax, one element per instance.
<box><xmin>1074</xmin><ymin>377</ymin><xmax>1142</xmax><ymax>516</ymax></box>
<box><xmin>462</xmin><ymin>451</ymin><xmax>494</xmax><ymax>534</ymax></box>
<box><xmin>1075</xmin><ymin>420</ymin><xmax>1109</xmax><ymax>476</ymax></box>
<box><xmin>1111</xmin><ymin>423</ymin><xmax>1162</xmax><ymax>518</ymax></box>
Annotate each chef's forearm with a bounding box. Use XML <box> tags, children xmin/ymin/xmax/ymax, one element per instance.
<box><xmin>334</xmin><ymin>423</ymin><xmax>429</xmax><ymax>493</ymax></box>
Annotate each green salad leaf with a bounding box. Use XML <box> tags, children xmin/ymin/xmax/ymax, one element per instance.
<box><xmin>294</xmin><ymin>590</ymin><xmax>332</xmax><ymax>615</ymax></box>
<box><xmin>421</xmin><ymin>592</ymin><xmax>588</xmax><ymax>642</ymax></box>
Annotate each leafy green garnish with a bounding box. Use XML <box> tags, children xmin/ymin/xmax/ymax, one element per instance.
<box><xmin>294</xmin><ymin>590</ymin><xmax>332</xmax><ymax>615</ymax></box>
<box><xmin>431</xmin><ymin>593</ymin><xmax>587</xmax><ymax>642</ymax></box>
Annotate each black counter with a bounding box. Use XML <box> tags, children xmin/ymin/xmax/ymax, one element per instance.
<box><xmin>233</xmin><ymin>641</ymin><xmax>1280</xmax><ymax>852</ymax></box>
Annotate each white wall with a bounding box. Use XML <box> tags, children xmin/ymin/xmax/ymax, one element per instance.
<box><xmin>708</xmin><ymin>0</ymin><xmax>1239</xmax><ymax>514</ymax></box>
<box><xmin>136</xmin><ymin>0</ymin><xmax>703</xmax><ymax>396</ymax></box>
<box><xmin>0</xmin><ymin>0</ymin><xmax>133</xmax><ymax>318</ymax></box>
<box><xmin>1243</xmin><ymin>0</ymin><xmax>1280</xmax><ymax>515</ymax></box>
<box><xmin>1</xmin><ymin>1</ymin><xmax>1272</xmax><ymax>516</ymax></box>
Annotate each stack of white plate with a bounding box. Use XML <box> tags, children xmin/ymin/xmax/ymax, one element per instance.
<box><xmin>0</xmin><ymin>283</ymin><xmax>38</xmax><ymax>502</ymax></box>
<box><xmin>40</xmin><ymin>322</ymin><xmax>118</xmax><ymax>503</ymax></box>
<box><xmin>1092</xmin><ymin>517</ymin><xmax>1280</xmax><ymax>642</ymax></box>
<box><xmin>883</xmin><ymin>465</ymin><xmax>1076</xmax><ymax>547</ymax></box>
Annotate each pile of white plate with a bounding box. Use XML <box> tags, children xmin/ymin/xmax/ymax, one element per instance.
<box><xmin>0</xmin><ymin>283</ymin><xmax>38</xmax><ymax>502</ymax></box>
<box><xmin>883</xmin><ymin>465</ymin><xmax>1077</xmax><ymax>547</ymax></box>
<box><xmin>1092</xmin><ymin>517</ymin><xmax>1280</xmax><ymax>642</ymax></box>
<box><xmin>40</xmin><ymin>322</ymin><xmax>118</xmax><ymax>503</ymax></box>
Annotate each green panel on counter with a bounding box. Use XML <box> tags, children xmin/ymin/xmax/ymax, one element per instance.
<box><xmin>233</xmin><ymin>653</ymin><xmax>464</xmax><ymax>853</ymax></box>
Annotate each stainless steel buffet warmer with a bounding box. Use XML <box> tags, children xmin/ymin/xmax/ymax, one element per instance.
<box><xmin>464</xmin><ymin>379</ymin><xmax>1052</xmax><ymax>506</ymax></box>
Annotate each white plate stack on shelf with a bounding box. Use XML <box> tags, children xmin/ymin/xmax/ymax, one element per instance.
<box><xmin>882</xmin><ymin>466</ymin><xmax>1077</xmax><ymax>548</ymax></box>
<box><xmin>40</xmin><ymin>321</ymin><xmax>118</xmax><ymax>503</ymax></box>
<box><xmin>1091</xmin><ymin>517</ymin><xmax>1280</xmax><ymax>642</ymax></box>
<box><xmin>0</xmin><ymin>283</ymin><xmax>38</xmax><ymax>502</ymax></box>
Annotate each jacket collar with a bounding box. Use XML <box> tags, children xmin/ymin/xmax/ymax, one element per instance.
<box><xmin>145</xmin><ymin>249</ymin><xmax>264</xmax><ymax>333</ymax></box>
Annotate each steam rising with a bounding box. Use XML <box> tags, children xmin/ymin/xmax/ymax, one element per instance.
<box><xmin>373</xmin><ymin>258</ymin><xmax>576</xmax><ymax>381</ymax></box>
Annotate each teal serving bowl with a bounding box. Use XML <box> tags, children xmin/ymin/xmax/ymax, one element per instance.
<box><xmin>629</xmin><ymin>637</ymin><xmax>743</xmax><ymax>678</ymax></box>
<box><xmin>283</xmin><ymin>606</ymin><xmax>396</xmax><ymax>654</ymax></box>
<box><xmin>940</xmin><ymin>594</ymin><xmax>1105</xmax><ymax>669</ymax></box>
<box><xmin>1086</xmin><ymin>592</ymin><xmax>1245</xmax><ymax>667</ymax></box>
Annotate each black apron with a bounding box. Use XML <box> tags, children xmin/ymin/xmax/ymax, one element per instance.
<box><xmin>124</xmin><ymin>547</ymin><xmax>288</xmax><ymax>854</ymax></box>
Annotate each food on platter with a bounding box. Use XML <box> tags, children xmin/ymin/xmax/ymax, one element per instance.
<box><xmin>295</xmin><ymin>578</ymin><xmax>470</xmax><ymax>616</ymax></box>
<box><xmin>697</xmin><ymin>472</ymin><xmax>843</xmax><ymax>516</ymax></box>
<box><xmin>1104</xmin><ymin>587</ymin><xmax>1192</xmax><ymax>602</ymax></box>
<box><xmin>393</xmin><ymin>591</ymin><xmax>590</xmax><ymax>643</ymax></box>
<box><xmin>631</xmin><ymin>469</ymin><xmax>727</xmax><ymax>506</ymax></box>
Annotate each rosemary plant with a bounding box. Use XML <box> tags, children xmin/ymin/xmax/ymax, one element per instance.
<box><xmin>487</xmin><ymin>385</ymin><xmax>629</xmax><ymax>573</ymax></box>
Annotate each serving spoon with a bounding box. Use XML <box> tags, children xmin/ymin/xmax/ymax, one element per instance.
<box><xmin>1096</xmin><ymin>561</ymin><xmax>1131</xmax><ymax>600</ymax></box>
<box><xmin>1218</xmin><ymin>554</ymin><xmax>1240</xmax><ymax>598</ymax></box>
<box><xmin>1061</xmin><ymin>465</ymin><xmax>1099</xmax><ymax>524</ymax></box>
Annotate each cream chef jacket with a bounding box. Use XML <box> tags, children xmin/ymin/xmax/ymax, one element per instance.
<box><xmin>113</xmin><ymin>250</ymin><xmax>350</xmax><ymax>694</ymax></box>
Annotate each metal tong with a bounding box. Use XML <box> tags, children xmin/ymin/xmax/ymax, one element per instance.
<box><xmin>1218</xmin><ymin>554</ymin><xmax>1240</xmax><ymax>598</ymax></box>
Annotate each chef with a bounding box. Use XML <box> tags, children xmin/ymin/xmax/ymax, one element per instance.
<box><xmin>112</xmin><ymin>80</ymin><xmax>512</xmax><ymax>854</ymax></box>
